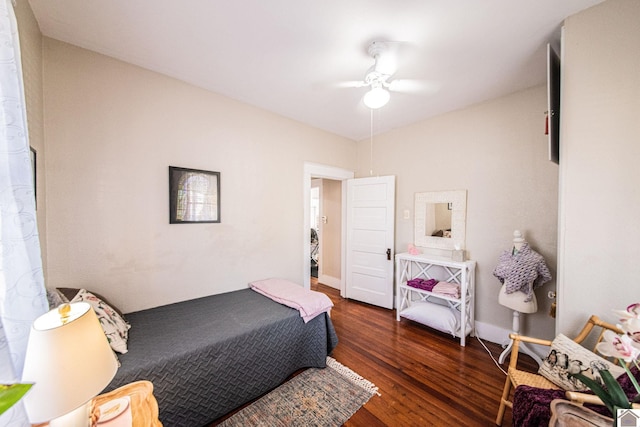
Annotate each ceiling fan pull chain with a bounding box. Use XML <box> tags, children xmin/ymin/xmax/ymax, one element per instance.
<box><xmin>370</xmin><ymin>108</ymin><xmax>374</xmax><ymax>177</ymax></box>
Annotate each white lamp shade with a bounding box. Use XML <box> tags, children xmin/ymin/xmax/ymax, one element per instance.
<box><xmin>21</xmin><ymin>302</ymin><xmax>118</xmax><ymax>423</ymax></box>
<box><xmin>363</xmin><ymin>86</ymin><xmax>390</xmax><ymax>109</ymax></box>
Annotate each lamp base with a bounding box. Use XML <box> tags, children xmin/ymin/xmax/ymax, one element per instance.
<box><xmin>49</xmin><ymin>401</ymin><xmax>91</xmax><ymax>427</ymax></box>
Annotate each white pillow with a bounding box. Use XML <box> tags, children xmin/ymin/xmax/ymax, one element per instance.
<box><xmin>538</xmin><ymin>333</ymin><xmax>625</xmax><ymax>391</ymax></box>
<box><xmin>71</xmin><ymin>289</ymin><xmax>130</xmax><ymax>354</ymax></box>
<box><xmin>401</xmin><ymin>301</ymin><xmax>459</xmax><ymax>337</ymax></box>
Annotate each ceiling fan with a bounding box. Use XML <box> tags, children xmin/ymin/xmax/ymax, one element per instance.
<box><xmin>360</xmin><ymin>41</ymin><xmax>395</xmax><ymax>109</ymax></box>
<box><xmin>342</xmin><ymin>41</ymin><xmax>430</xmax><ymax>109</ymax></box>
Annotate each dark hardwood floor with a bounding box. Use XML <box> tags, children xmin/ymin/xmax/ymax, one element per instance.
<box><xmin>211</xmin><ymin>279</ymin><xmax>538</xmax><ymax>426</ymax></box>
<box><xmin>312</xmin><ymin>279</ymin><xmax>537</xmax><ymax>427</ymax></box>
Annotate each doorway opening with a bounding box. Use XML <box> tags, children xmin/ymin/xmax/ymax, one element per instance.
<box><xmin>309</xmin><ymin>178</ymin><xmax>343</xmax><ymax>288</ymax></box>
<box><xmin>302</xmin><ymin>163</ymin><xmax>354</xmax><ymax>294</ymax></box>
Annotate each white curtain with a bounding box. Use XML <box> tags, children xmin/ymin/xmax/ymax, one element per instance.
<box><xmin>0</xmin><ymin>0</ymin><xmax>47</xmax><ymax>425</ymax></box>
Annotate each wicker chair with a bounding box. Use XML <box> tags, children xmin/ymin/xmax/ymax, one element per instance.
<box><xmin>495</xmin><ymin>315</ymin><xmax>623</xmax><ymax>426</ymax></box>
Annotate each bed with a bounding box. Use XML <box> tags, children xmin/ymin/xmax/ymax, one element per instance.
<box><xmin>54</xmin><ymin>287</ymin><xmax>338</xmax><ymax>426</ymax></box>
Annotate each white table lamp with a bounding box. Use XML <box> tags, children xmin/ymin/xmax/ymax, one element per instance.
<box><xmin>22</xmin><ymin>302</ymin><xmax>118</xmax><ymax>427</ymax></box>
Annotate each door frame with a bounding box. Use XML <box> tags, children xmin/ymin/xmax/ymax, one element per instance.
<box><xmin>302</xmin><ymin>162</ymin><xmax>354</xmax><ymax>293</ymax></box>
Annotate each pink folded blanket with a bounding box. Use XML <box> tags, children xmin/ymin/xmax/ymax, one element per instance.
<box><xmin>406</xmin><ymin>278</ymin><xmax>460</xmax><ymax>299</ymax></box>
<box><xmin>249</xmin><ymin>278</ymin><xmax>334</xmax><ymax>323</ymax></box>
<box><xmin>432</xmin><ymin>281</ymin><xmax>460</xmax><ymax>299</ymax></box>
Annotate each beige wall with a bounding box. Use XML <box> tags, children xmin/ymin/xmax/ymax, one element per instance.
<box><xmin>41</xmin><ymin>32</ymin><xmax>560</xmax><ymax>334</ymax></box>
<box><xmin>15</xmin><ymin>0</ymin><xmax>47</xmax><ymax>271</ymax></box>
<box><xmin>42</xmin><ymin>39</ymin><xmax>356</xmax><ymax>313</ymax></box>
<box><xmin>557</xmin><ymin>0</ymin><xmax>640</xmax><ymax>334</ymax></box>
<box><xmin>356</xmin><ymin>85</ymin><xmax>559</xmax><ymax>339</ymax></box>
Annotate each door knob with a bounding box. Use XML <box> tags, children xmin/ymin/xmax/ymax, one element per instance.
<box><xmin>386</xmin><ymin>248</ymin><xmax>391</xmax><ymax>260</ymax></box>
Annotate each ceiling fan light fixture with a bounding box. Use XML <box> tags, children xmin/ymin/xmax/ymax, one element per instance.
<box><xmin>363</xmin><ymin>86</ymin><xmax>390</xmax><ymax>109</ymax></box>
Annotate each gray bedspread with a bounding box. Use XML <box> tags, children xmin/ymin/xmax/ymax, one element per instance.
<box><xmin>104</xmin><ymin>288</ymin><xmax>338</xmax><ymax>426</ymax></box>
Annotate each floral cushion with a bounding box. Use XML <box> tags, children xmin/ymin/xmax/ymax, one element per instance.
<box><xmin>71</xmin><ymin>289</ymin><xmax>131</xmax><ymax>354</ymax></box>
<box><xmin>538</xmin><ymin>333</ymin><xmax>625</xmax><ymax>391</ymax></box>
<box><xmin>57</xmin><ymin>287</ymin><xmax>125</xmax><ymax>317</ymax></box>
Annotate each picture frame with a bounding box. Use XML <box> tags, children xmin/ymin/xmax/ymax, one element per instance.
<box><xmin>169</xmin><ymin>166</ymin><xmax>220</xmax><ymax>224</ymax></box>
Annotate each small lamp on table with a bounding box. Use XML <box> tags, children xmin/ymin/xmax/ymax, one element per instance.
<box><xmin>21</xmin><ymin>302</ymin><xmax>118</xmax><ymax>427</ymax></box>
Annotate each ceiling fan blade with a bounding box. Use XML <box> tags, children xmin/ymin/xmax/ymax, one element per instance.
<box><xmin>387</xmin><ymin>79</ymin><xmax>440</xmax><ymax>94</ymax></box>
<box><xmin>335</xmin><ymin>80</ymin><xmax>368</xmax><ymax>89</ymax></box>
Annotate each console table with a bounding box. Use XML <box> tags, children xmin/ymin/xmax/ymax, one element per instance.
<box><xmin>396</xmin><ymin>252</ymin><xmax>476</xmax><ymax>346</ymax></box>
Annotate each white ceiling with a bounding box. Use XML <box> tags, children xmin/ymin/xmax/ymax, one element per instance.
<box><xmin>27</xmin><ymin>0</ymin><xmax>602</xmax><ymax>141</ymax></box>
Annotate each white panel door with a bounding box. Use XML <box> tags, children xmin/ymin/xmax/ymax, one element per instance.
<box><xmin>346</xmin><ymin>176</ymin><xmax>395</xmax><ymax>309</ymax></box>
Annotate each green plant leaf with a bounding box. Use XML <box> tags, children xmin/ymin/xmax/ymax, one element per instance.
<box><xmin>601</xmin><ymin>370</ymin><xmax>631</xmax><ymax>410</ymax></box>
<box><xmin>571</xmin><ymin>371</ymin><xmax>630</xmax><ymax>416</ymax></box>
<box><xmin>0</xmin><ymin>383</ymin><xmax>32</xmax><ymax>415</ymax></box>
<box><xmin>621</xmin><ymin>358</ymin><xmax>640</xmax><ymax>396</ymax></box>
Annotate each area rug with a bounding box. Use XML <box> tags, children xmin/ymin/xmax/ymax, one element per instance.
<box><xmin>218</xmin><ymin>357</ymin><xmax>379</xmax><ymax>427</ymax></box>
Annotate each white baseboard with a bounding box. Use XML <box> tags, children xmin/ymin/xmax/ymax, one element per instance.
<box><xmin>318</xmin><ymin>274</ymin><xmax>340</xmax><ymax>289</ymax></box>
<box><xmin>474</xmin><ymin>320</ymin><xmax>547</xmax><ymax>360</ymax></box>
<box><xmin>474</xmin><ymin>320</ymin><xmax>511</xmax><ymax>346</ymax></box>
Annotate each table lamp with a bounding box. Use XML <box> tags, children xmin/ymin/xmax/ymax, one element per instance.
<box><xmin>21</xmin><ymin>302</ymin><xmax>118</xmax><ymax>427</ymax></box>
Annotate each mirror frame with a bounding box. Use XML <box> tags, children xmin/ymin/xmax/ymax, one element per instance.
<box><xmin>414</xmin><ymin>190</ymin><xmax>467</xmax><ymax>250</ymax></box>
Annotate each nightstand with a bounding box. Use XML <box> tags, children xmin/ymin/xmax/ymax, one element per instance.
<box><xmin>33</xmin><ymin>380</ymin><xmax>161</xmax><ymax>427</ymax></box>
<box><xmin>93</xmin><ymin>381</ymin><xmax>162</xmax><ymax>427</ymax></box>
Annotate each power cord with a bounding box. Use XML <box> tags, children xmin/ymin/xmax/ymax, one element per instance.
<box><xmin>474</xmin><ymin>328</ymin><xmax>508</xmax><ymax>376</ymax></box>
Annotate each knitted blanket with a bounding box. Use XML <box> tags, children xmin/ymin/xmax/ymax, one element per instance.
<box><xmin>493</xmin><ymin>243</ymin><xmax>551</xmax><ymax>302</ymax></box>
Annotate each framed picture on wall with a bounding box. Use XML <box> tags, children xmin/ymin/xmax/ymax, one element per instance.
<box><xmin>169</xmin><ymin>166</ymin><xmax>220</xmax><ymax>224</ymax></box>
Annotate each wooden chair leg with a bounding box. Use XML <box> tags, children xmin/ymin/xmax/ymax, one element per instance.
<box><xmin>496</xmin><ymin>374</ymin><xmax>513</xmax><ymax>426</ymax></box>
